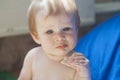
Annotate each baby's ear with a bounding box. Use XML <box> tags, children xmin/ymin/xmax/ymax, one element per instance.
<box><xmin>31</xmin><ymin>33</ymin><xmax>41</xmax><ymax>44</ymax></box>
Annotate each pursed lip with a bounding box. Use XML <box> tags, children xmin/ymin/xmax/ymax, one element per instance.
<box><xmin>56</xmin><ymin>44</ymin><xmax>68</xmax><ymax>49</ymax></box>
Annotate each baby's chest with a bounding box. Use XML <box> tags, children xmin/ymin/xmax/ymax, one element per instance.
<box><xmin>32</xmin><ymin>63</ymin><xmax>75</xmax><ymax>80</ymax></box>
<box><xmin>32</xmin><ymin>68</ymin><xmax>74</xmax><ymax>80</ymax></box>
<box><xmin>32</xmin><ymin>73</ymin><xmax>73</xmax><ymax>80</ymax></box>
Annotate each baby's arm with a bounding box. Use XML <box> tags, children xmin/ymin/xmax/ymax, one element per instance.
<box><xmin>61</xmin><ymin>52</ymin><xmax>91</xmax><ymax>80</ymax></box>
<box><xmin>70</xmin><ymin>53</ymin><xmax>91</xmax><ymax>80</ymax></box>
<box><xmin>73</xmin><ymin>64</ymin><xmax>91</xmax><ymax>80</ymax></box>
<box><xmin>18</xmin><ymin>50</ymin><xmax>33</xmax><ymax>80</ymax></box>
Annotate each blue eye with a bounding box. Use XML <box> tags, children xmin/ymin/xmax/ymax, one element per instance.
<box><xmin>46</xmin><ymin>30</ymin><xmax>53</xmax><ymax>34</ymax></box>
<box><xmin>63</xmin><ymin>27</ymin><xmax>72</xmax><ymax>31</ymax></box>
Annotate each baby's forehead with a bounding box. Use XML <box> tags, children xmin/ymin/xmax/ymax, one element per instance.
<box><xmin>36</xmin><ymin>12</ymin><xmax>75</xmax><ymax>24</ymax></box>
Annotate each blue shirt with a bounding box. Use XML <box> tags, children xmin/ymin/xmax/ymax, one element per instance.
<box><xmin>75</xmin><ymin>13</ymin><xmax>120</xmax><ymax>80</ymax></box>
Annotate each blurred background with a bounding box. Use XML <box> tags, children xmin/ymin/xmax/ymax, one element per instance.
<box><xmin>0</xmin><ymin>0</ymin><xmax>120</xmax><ymax>79</ymax></box>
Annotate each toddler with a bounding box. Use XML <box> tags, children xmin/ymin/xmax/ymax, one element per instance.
<box><xmin>18</xmin><ymin>0</ymin><xmax>91</xmax><ymax>80</ymax></box>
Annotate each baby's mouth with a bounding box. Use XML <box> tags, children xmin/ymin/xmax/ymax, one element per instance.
<box><xmin>56</xmin><ymin>44</ymin><xmax>68</xmax><ymax>49</ymax></box>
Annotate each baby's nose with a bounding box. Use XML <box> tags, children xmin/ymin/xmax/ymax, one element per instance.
<box><xmin>54</xmin><ymin>33</ymin><xmax>65</xmax><ymax>41</ymax></box>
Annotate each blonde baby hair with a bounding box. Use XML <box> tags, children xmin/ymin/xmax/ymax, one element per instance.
<box><xmin>28</xmin><ymin>0</ymin><xmax>80</xmax><ymax>37</ymax></box>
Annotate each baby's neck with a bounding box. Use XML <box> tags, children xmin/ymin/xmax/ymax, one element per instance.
<box><xmin>45</xmin><ymin>53</ymin><xmax>64</xmax><ymax>62</ymax></box>
<box><xmin>41</xmin><ymin>50</ymin><xmax>74</xmax><ymax>63</ymax></box>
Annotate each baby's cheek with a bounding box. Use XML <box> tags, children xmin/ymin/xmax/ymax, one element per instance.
<box><xmin>69</xmin><ymin>38</ymin><xmax>76</xmax><ymax>49</ymax></box>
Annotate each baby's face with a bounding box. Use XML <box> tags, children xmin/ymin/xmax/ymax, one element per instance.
<box><xmin>35</xmin><ymin>12</ymin><xmax>77</xmax><ymax>58</ymax></box>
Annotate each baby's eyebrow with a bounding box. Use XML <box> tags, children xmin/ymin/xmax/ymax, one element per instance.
<box><xmin>46</xmin><ymin>24</ymin><xmax>56</xmax><ymax>27</ymax></box>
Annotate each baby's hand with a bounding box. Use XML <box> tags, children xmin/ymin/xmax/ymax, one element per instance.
<box><xmin>61</xmin><ymin>53</ymin><xmax>89</xmax><ymax>67</ymax></box>
<box><xmin>68</xmin><ymin>53</ymin><xmax>89</xmax><ymax>68</ymax></box>
<box><xmin>68</xmin><ymin>53</ymin><xmax>90</xmax><ymax>78</ymax></box>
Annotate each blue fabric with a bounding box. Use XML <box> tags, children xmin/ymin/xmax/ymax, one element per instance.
<box><xmin>75</xmin><ymin>13</ymin><xmax>120</xmax><ymax>80</ymax></box>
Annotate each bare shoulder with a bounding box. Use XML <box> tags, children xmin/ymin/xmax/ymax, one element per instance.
<box><xmin>25</xmin><ymin>46</ymin><xmax>42</xmax><ymax>60</ymax></box>
<box><xmin>18</xmin><ymin>47</ymin><xmax>42</xmax><ymax>80</ymax></box>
